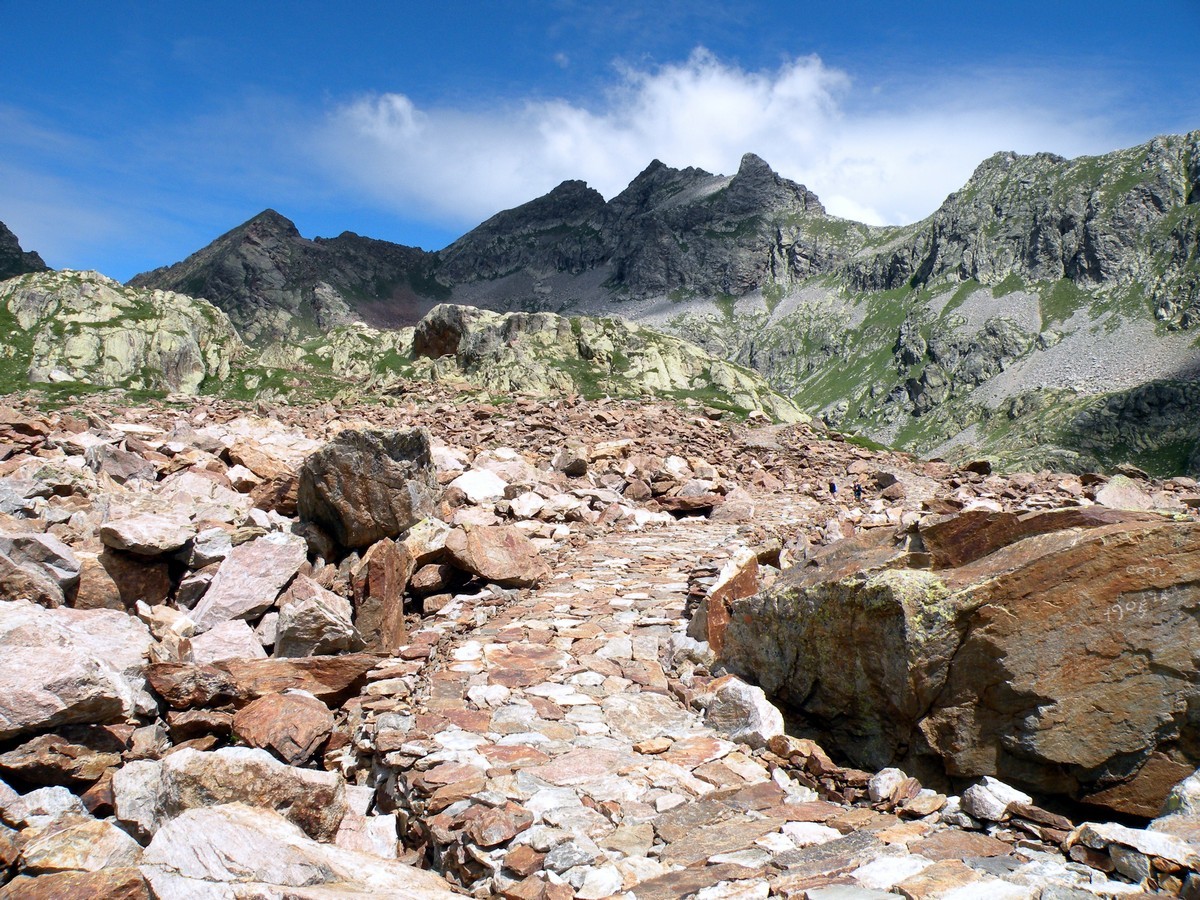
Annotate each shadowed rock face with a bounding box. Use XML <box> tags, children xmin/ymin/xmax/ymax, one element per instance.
<box><xmin>129</xmin><ymin>210</ymin><xmax>440</xmax><ymax>342</ymax></box>
<box><xmin>439</xmin><ymin>152</ymin><xmax>839</xmax><ymax>298</ymax></box>
<box><xmin>437</xmin><ymin>179</ymin><xmax>609</xmax><ymax>282</ymax></box>
<box><xmin>718</xmin><ymin>507</ymin><xmax>1200</xmax><ymax>816</ymax></box>
<box><xmin>0</xmin><ymin>221</ymin><xmax>48</xmax><ymax>281</ymax></box>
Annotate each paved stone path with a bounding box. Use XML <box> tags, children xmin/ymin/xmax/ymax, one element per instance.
<box><xmin>352</xmin><ymin>500</ymin><xmax>1149</xmax><ymax>899</ymax></box>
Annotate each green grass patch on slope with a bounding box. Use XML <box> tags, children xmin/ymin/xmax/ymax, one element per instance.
<box><xmin>796</xmin><ymin>285</ymin><xmax>924</xmax><ymax>413</ymax></box>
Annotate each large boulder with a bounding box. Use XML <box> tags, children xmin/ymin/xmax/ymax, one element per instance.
<box><xmin>297</xmin><ymin>428</ymin><xmax>438</xmax><ymax>551</ymax></box>
<box><xmin>189</xmin><ymin>531</ymin><xmax>307</xmax><ymax>632</ymax></box>
<box><xmin>0</xmin><ymin>732</ymin><xmax>124</xmax><ymax>786</ymax></box>
<box><xmin>231</xmin><ymin>692</ymin><xmax>334</xmax><ymax>766</ymax></box>
<box><xmin>275</xmin><ymin>575</ymin><xmax>362</xmax><ymax>658</ymax></box>
<box><xmin>0</xmin><ymin>868</ymin><xmax>150</xmax><ymax>899</ymax></box>
<box><xmin>351</xmin><ymin>539</ymin><xmax>412</xmax><ymax>653</ymax></box>
<box><xmin>0</xmin><ymin>550</ymin><xmax>65</xmax><ymax>608</ymax></box>
<box><xmin>718</xmin><ymin>508</ymin><xmax>1200</xmax><ymax>816</ymax></box>
<box><xmin>214</xmin><ymin>653</ymin><xmax>379</xmax><ymax>705</ymax></box>
<box><xmin>18</xmin><ymin>816</ymin><xmax>143</xmax><ymax>874</ymax></box>
<box><xmin>98</xmin><ymin>513</ymin><xmax>195</xmax><ymax>556</ymax></box>
<box><xmin>411</xmin><ymin>302</ymin><xmax>488</xmax><ymax>360</ymax></box>
<box><xmin>444</xmin><ymin>525</ymin><xmax>550</xmax><ymax>588</ymax></box>
<box><xmin>112</xmin><ymin>746</ymin><xmax>346</xmax><ymax>841</ymax></box>
<box><xmin>0</xmin><ymin>600</ymin><xmax>152</xmax><ymax>741</ymax></box>
<box><xmin>0</xmin><ymin>532</ymin><xmax>81</xmax><ymax>607</ymax></box>
<box><xmin>139</xmin><ymin>803</ymin><xmax>460</xmax><ymax>898</ymax></box>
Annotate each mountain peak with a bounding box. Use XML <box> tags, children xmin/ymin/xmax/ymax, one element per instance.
<box><xmin>737</xmin><ymin>152</ymin><xmax>774</xmax><ymax>177</ymax></box>
<box><xmin>242</xmin><ymin>208</ymin><xmax>302</xmax><ymax>238</ymax></box>
<box><xmin>724</xmin><ymin>152</ymin><xmax>824</xmax><ymax>217</ymax></box>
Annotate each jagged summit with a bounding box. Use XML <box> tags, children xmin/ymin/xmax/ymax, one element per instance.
<box><xmin>722</xmin><ymin>151</ymin><xmax>824</xmax><ymax>217</ymax></box>
<box><xmin>244</xmin><ymin>207</ymin><xmax>302</xmax><ymax>232</ymax></box>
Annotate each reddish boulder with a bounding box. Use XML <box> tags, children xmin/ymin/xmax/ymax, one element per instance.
<box><xmin>686</xmin><ymin>547</ymin><xmax>759</xmax><ymax>655</ymax></box>
<box><xmin>352</xmin><ymin>538</ymin><xmax>413</xmax><ymax>653</ymax></box>
<box><xmin>145</xmin><ymin>663</ymin><xmax>245</xmax><ymax>710</ymax></box>
<box><xmin>215</xmin><ymin>653</ymin><xmax>379</xmax><ymax>705</ymax></box>
<box><xmin>720</xmin><ymin>508</ymin><xmax>1200</xmax><ymax>815</ymax></box>
<box><xmin>232</xmin><ymin>691</ymin><xmax>334</xmax><ymax>765</ymax></box>
<box><xmin>0</xmin><ymin>732</ymin><xmax>123</xmax><ymax>786</ymax></box>
<box><xmin>444</xmin><ymin>525</ymin><xmax>550</xmax><ymax>588</ymax></box>
<box><xmin>0</xmin><ymin>867</ymin><xmax>150</xmax><ymax>899</ymax></box>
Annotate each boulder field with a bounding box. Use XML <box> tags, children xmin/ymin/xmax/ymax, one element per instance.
<box><xmin>1</xmin><ymin>383</ymin><xmax>1200</xmax><ymax>896</ymax></box>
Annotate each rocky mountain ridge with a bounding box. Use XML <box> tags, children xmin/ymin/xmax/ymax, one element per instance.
<box><xmin>129</xmin><ymin>210</ymin><xmax>441</xmax><ymax>343</ymax></box>
<box><xmin>0</xmin><ymin>270</ymin><xmax>802</xmax><ymax>424</ymax></box>
<box><xmin>124</xmin><ymin>131</ymin><xmax>1200</xmax><ymax>476</ymax></box>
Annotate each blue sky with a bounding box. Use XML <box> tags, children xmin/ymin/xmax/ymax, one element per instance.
<box><xmin>3</xmin><ymin>1</ymin><xmax>1198</xmax><ymax>281</ymax></box>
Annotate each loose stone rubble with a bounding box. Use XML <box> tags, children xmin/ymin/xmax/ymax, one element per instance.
<box><xmin>0</xmin><ymin>383</ymin><xmax>1199</xmax><ymax>897</ymax></box>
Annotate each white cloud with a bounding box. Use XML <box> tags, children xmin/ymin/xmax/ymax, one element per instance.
<box><xmin>315</xmin><ymin>48</ymin><xmax>1122</xmax><ymax>231</ymax></box>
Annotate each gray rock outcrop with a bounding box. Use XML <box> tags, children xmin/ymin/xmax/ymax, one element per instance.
<box><xmin>0</xmin><ymin>270</ymin><xmax>243</xmax><ymax>394</ymax></box>
<box><xmin>410</xmin><ymin>303</ymin><xmax>806</xmax><ymax>421</ymax></box>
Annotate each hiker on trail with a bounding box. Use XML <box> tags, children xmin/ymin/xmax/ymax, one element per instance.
<box><xmin>854</xmin><ymin>482</ymin><xmax>863</xmax><ymax>502</ymax></box>
<box><xmin>829</xmin><ymin>480</ymin><xmax>837</xmax><ymax>497</ymax></box>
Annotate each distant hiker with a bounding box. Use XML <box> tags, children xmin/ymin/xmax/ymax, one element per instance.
<box><xmin>829</xmin><ymin>480</ymin><xmax>837</xmax><ymax>497</ymax></box>
<box><xmin>854</xmin><ymin>482</ymin><xmax>863</xmax><ymax>502</ymax></box>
